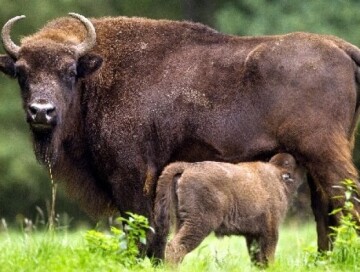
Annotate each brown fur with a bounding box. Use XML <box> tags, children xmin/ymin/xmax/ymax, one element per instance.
<box><xmin>154</xmin><ymin>153</ymin><xmax>305</xmax><ymax>265</ymax></box>
<box><xmin>1</xmin><ymin>15</ymin><xmax>360</xmax><ymax>257</ymax></box>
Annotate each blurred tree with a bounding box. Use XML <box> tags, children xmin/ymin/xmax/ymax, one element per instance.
<box><xmin>182</xmin><ymin>0</ymin><xmax>218</xmax><ymax>25</ymax></box>
<box><xmin>214</xmin><ymin>0</ymin><xmax>360</xmax><ymax>45</ymax></box>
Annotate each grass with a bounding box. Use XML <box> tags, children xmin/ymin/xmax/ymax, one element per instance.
<box><xmin>2</xmin><ymin>182</ymin><xmax>359</xmax><ymax>271</ymax></box>
<box><xmin>0</xmin><ymin>221</ymin><xmax>348</xmax><ymax>272</ymax></box>
<box><xmin>179</xmin><ymin>221</ymin><xmax>318</xmax><ymax>272</ymax></box>
<box><xmin>0</xmin><ymin>230</ymin><xmax>145</xmax><ymax>272</ymax></box>
<box><xmin>0</xmin><ymin>219</ymin><xmax>360</xmax><ymax>272</ymax></box>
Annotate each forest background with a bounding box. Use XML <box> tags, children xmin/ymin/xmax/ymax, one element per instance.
<box><xmin>1</xmin><ymin>0</ymin><xmax>360</xmax><ymax>228</ymax></box>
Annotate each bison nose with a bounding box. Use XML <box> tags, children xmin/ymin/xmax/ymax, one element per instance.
<box><xmin>27</xmin><ymin>102</ymin><xmax>57</xmax><ymax>130</ymax></box>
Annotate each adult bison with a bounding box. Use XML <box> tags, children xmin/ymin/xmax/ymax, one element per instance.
<box><xmin>0</xmin><ymin>13</ymin><xmax>359</xmax><ymax>258</ymax></box>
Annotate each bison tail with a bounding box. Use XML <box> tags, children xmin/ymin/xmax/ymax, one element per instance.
<box><xmin>331</xmin><ymin>38</ymin><xmax>360</xmax><ymax>141</ymax></box>
<box><xmin>343</xmin><ymin>42</ymin><xmax>360</xmax><ymax>143</ymax></box>
<box><xmin>331</xmin><ymin>37</ymin><xmax>360</xmax><ymax>67</ymax></box>
<box><xmin>153</xmin><ymin>162</ymin><xmax>188</xmax><ymax>241</ymax></box>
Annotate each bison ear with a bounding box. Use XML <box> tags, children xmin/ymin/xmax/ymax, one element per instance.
<box><xmin>77</xmin><ymin>53</ymin><xmax>103</xmax><ymax>78</ymax></box>
<box><xmin>0</xmin><ymin>55</ymin><xmax>16</xmax><ymax>78</ymax></box>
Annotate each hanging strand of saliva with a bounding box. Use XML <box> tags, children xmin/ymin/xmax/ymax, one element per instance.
<box><xmin>46</xmin><ymin>155</ymin><xmax>57</xmax><ymax>232</ymax></box>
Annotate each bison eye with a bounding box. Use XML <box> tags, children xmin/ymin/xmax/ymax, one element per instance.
<box><xmin>67</xmin><ymin>64</ymin><xmax>77</xmax><ymax>78</ymax></box>
<box><xmin>15</xmin><ymin>66</ymin><xmax>28</xmax><ymax>86</ymax></box>
<box><xmin>62</xmin><ymin>65</ymin><xmax>77</xmax><ymax>86</ymax></box>
<box><xmin>15</xmin><ymin>65</ymin><xmax>26</xmax><ymax>77</ymax></box>
<box><xmin>68</xmin><ymin>69</ymin><xmax>77</xmax><ymax>78</ymax></box>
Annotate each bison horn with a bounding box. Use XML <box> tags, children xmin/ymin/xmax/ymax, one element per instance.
<box><xmin>1</xmin><ymin>15</ymin><xmax>25</xmax><ymax>59</ymax></box>
<box><xmin>68</xmin><ymin>13</ymin><xmax>96</xmax><ymax>57</ymax></box>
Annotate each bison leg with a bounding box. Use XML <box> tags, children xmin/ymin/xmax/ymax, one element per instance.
<box><xmin>165</xmin><ymin>223</ymin><xmax>212</xmax><ymax>264</ymax></box>
<box><xmin>308</xmin><ymin>176</ymin><xmax>336</xmax><ymax>251</ymax></box>
<box><xmin>146</xmin><ymin>228</ymin><xmax>168</xmax><ymax>261</ymax></box>
<box><xmin>302</xmin><ymin>133</ymin><xmax>359</xmax><ymax>251</ymax></box>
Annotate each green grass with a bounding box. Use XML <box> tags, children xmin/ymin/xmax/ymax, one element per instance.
<box><xmin>0</xmin><ymin>221</ymin><xmax>348</xmax><ymax>272</ymax></box>
<box><xmin>179</xmin><ymin>221</ymin><xmax>318</xmax><ymax>272</ymax></box>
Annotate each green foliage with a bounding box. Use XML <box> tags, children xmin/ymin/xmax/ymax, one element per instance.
<box><xmin>215</xmin><ymin>0</ymin><xmax>360</xmax><ymax>45</ymax></box>
<box><xmin>85</xmin><ymin>212</ymin><xmax>153</xmax><ymax>267</ymax></box>
<box><xmin>0</xmin><ymin>222</ymin><xmax>349</xmax><ymax>271</ymax></box>
<box><xmin>304</xmin><ymin>179</ymin><xmax>360</xmax><ymax>270</ymax></box>
<box><xmin>329</xmin><ymin>179</ymin><xmax>360</xmax><ymax>267</ymax></box>
<box><xmin>118</xmin><ymin>212</ymin><xmax>155</xmax><ymax>249</ymax></box>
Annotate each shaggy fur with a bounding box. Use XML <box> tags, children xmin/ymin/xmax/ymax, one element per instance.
<box><xmin>1</xmin><ymin>15</ymin><xmax>360</xmax><ymax>257</ymax></box>
<box><xmin>154</xmin><ymin>153</ymin><xmax>305</xmax><ymax>265</ymax></box>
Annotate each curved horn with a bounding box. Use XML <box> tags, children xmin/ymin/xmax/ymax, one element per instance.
<box><xmin>1</xmin><ymin>15</ymin><xmax>25</xmax><ymax>59</ymax></box>
<box><xmin>68</xmin><ymin>13</ymin><xmax>96</xmax><ymax>57</ymax></box>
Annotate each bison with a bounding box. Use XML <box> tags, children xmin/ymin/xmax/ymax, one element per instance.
<box><xmin>154</xmin><ymin>153</ymin><xmax>306</xmax><ymax>265</ymax></box>
<box><xmin>0</xmin><ymin>13</ymin><xmax>360</xmax><ymax>258</ymax></box>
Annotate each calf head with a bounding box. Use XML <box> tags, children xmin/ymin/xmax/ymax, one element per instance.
<box><xmin>0</xmin><ymin>13</ymin><xmax>102</xmax><ymax>164</ymax></box>
<box><xmin>269</xmin><ymin>153</ymin><xmax>306</xmax><ymax>188</ymax></box>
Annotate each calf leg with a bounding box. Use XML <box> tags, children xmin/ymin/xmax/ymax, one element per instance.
<box><xmin>165</xmin><ymin>222</ymin><xmax>212</xmax><ymax>264</ymax></box>
<box><xmin>259</xmin><ymin>230</ymin><xmax>278</xmax><ymax>265</ymax></box>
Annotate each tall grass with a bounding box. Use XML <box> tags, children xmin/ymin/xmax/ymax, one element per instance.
<box><xmin>302</xmin><ymin>179</ymin><xmax>360</xmax><ymax>272</ymax></box>
<box><xmin>0</xmin><ymin>222</ymin><xmax>319</xmax><ymax>271</ymax></box>
<box><xmin>2</xmin><ymin>179</ymin><xmax>360</xmax><ymax>271</ymax></box>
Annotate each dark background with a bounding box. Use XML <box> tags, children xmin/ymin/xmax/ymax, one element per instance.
<box><xmin>1</xmin><ymin>0</ymin><xmax>360</xmax><ymax>229</ymax></box>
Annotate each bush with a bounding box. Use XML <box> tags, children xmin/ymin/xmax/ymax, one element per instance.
<box><xmin>329</xmin><ymin>179</ymin><xmax>360</xmax><ymax>266</ymax></box>
<box><xmin>305</xmin><ymin>179</ymin><xmax>360</xmax><ymax>270</ymax></box>
<box><xmin>84</xmin><ymin>212</ymin><xmax>154</xmax><ymax>267</ymax></box>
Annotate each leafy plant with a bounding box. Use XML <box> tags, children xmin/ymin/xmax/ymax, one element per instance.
<box><xmin>329</xmin><ymin>179</ymin><xmax>360</xmax><ymax>266</ymax></box>
<box><xmin>305</xmin><ymin>179</ymin><xmax>360</xmax><ymax>269</ymax></box>
<box><xmin>85</xmin><ymin>212</ymin><xmax>154</xmax><ymax>267</ymax></box>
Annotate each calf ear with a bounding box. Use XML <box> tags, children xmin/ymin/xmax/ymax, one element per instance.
<box><xmin>0</xmin><ymin>55</ymin><xmax>16</xmax><ymax>78</ymax></box>
<box><xmin>77</xmin><ymin>53</ymin><xmax>103</xmax><ymax>78</ymax></box>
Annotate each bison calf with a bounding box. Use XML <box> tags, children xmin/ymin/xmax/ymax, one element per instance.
<box><xmin>154</xmin><ymin>153</ymin><xmax>305</xmax><ymax>265</ymax></box>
